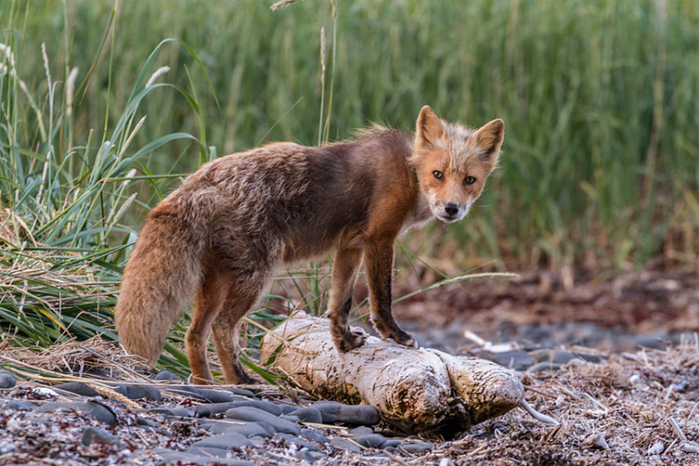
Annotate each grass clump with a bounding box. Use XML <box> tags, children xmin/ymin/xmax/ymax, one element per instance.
<box><xmin>0</xmin><ymin>4</ymin><xmax>216</xmax><ymax>377</ymax></box>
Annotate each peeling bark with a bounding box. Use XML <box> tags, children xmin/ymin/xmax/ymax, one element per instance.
<box><xmin>260</xmin><ymin>312</ymin><xmax>524</xmax><ymax>438</ymax></box>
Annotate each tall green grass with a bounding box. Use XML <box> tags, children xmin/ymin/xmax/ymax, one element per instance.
<box><xmin>7</xmin><ymin>0</ymin><xmax>698</xmax><ymax>270</ymax></box>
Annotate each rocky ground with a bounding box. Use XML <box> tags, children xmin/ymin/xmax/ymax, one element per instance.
<box><xmin>2</xmin><ymin>340</ymin><xmax>699</xmax><ymax>466</ymax></box>
<box><xmin>1</xmin><ymin>268</ymin><xmax>698</xmax><ymax>465</ymax></box>
<box><xmin>0</xmin><ymin>365</ymin><xmax>441</xmax><ymax>466</ymax></box>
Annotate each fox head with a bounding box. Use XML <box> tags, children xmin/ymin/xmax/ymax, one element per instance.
<box><xmin>412</xmin><ymin>106</ymin><xmax>504</xmax><ymax>223</ymax></box>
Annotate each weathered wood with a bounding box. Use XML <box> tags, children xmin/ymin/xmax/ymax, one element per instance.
<box><xmin>260</xmin><ymin>312</ymin><xmax>524</xmax><ymax>438</ymax></box>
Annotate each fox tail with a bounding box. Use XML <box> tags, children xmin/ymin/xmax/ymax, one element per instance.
<box><xmin>114</xmin><ymin>197</ymin><xmax>210</xmax><ymax>366</ymax></box>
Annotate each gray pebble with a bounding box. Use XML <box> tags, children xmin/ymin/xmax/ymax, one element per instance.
<box><xmin>526</xmin><ymin>362</ymin><xmax>563</xmax><ymax>373</ymax></box>
<box><xmin>576</xmin><ymin>353</ymin><xmax>604</xmax><ymax>364</ymax></box>
<box><xmin>531</xmin><ymin>350</ymin><xmax>580</xmax><ymax>365</ymax></box>
<box><xmin>193</xmin><ymin>405</ymin><xmax>212</xmax><ymax>418</ymax></box>
<box><xmin>312</xmin><ymin>401</ymin><xmax>343</xmax><ymax>422</ymax></box>
<box><xmin>54</xmin><ymin>382</ymin><xmax>99</xmax><ymax>397</ymax></box>
<box><xmin>81</xmin><ymin>426</ymin><xmax>125</xmax><ymax>448</ymax></box>
<box><xmin>262</xmin><ymin>451</ymin><xmax>287</xmax><ymax>462</ymax></box>
<box><xmin>219</xmin><ymin>400</ymin><xmax>284</xmax><ymax>415</ymax></box>
<box><xmin>143</xmin><ymin>407</ymin><xmax>193</xmax><ymax>417</ymax></box>
<box><xmin>35</xmin><ymin>402</ymin><xmax>116</xmax><ymax>425</ymax></box>
<box><xmin>21</xmin><ymin>418</ymin><xmax>52</xmax><ymax>427</ymax></box>
<box><xmin>137</xmin><ymin>417</ymin><xmax>157</xmax><ymax>427</ymax></box>
<box><xmin>152</xmin><ymin>371</ymin><xmax>183</xmax><ymax>382</ymax></box>
<box><xmin>190</xmin><ymin>388</ymin><xmax>245</xmax><ymax>403</ymax></box>
<box><xmin>0</xmin><ymin>369</ymin><xmax>17</xmax><ymax>389</ymax></box>
<box><xmin>352</xmin><ymin>434</ymin><xmax>387</xmax><ymax>449</ymax></box>
<box><xmin>249</xmin><ymin>436</ymin><xmax>266</xmax><ymax>446</ymax></box>
<box><xmin>633</xmin><ymin>333</ymin><xmax>668</xmax><ymax>350</ymax></box>
<box><xmin>154</xmin><ymin>447</ymin><xmax>254</xmax><ymax>466</ymax></box>
<box><xmin>288</xmin><ymin>407</ymin><xmax>323</xmax><ymax>424</ymax></box>
<box><xmin>187</xmin><ymin>446</ymin><xmax>232</xmax><ymax>458</ymax></box>
<box><xmin>349</xmin><ymin>425</ymin><xmax>374</xmax><ymax>436</ymax></box>
<box><xmin>339</xmin><ymin>405</ymin><xmax>380</xmax><ymax>426</ymax></box>
<box><xmin>206</xmin><ymin>420</ymin><xmax>272</xmax><ymax>438</ymax></box>
<box><xmin>381</xmin><ymin>439</ymin><xmax>403</xmax><ymax>449</ymax></box>
<box><xmin>114</xmin><ymin>384</ymin><xmax>162</xmax><ymax>401</ymax></box>
<box><xmin>401</xmin><ymin>442</ymin><xmax>434</xmax><ymax>454</ymax></box>
<box><xmin>295</xmin><ymin>450</ymin><xmax>319</xmax><ymax>463</ymax></box>
<box><xmin>300</xmin><ymin>428</ymin><xmax>329</xmax><ymax>444</ymax></box>
<box><xmin>273</xmin><ymin>432</ymin><xmax>320</xmax><ymax>451</ymax></box>
<box><xmin>191</xmin><ymin>399</ymin><xmax>256</xmax><ymax>417</ymax></box>
<box><xmin>478</xmin><ymin>350</ymin><xmax>533</xmax><ymax>371</ymax></box>
<box><xmin>589</xmin><ymin>432</ymin><xmax>610</xmax><ymax>450</ymax></box>
<box><xmin>308</xmin><ymin>451</ymin><xmax>328</xmax><ymax>462</ymax></box>
<box><xmin>2</xmin><ymin>401</ymin><xmax>35</xmax><ymax>411</ymax></box>
<box><xmin>329</xmin><ymin>437</ymin><xmax>362</xmax><ymax>452</ymax></box>
<box><xmin>188</xmin><ymin>432</ymin><xmax>252</xmax><ymax>456</ymax></box>
<box><xmin>160</xmin><ymin>385</ymin><xmax>242</xmax><ymax>403</ymax></box>
<box><xmin>138</xmin><ymin>426</ymin><xmax>165</xmax><ymax>435</ymax></box>
<box><xmin>313</xmin><ymin>401</ymin><xmax>380</xmax><ymax>426</ymax></box>
<box><xmin>280</xmin><ymin>414</ymin><xmax>301</xmax><ymax>423</ymax></box>
<box><xmin>225</xmin><ymin>406</ymin><xmax>301</xmax><ymax>435</ymax></box>
<box><xmin>228</xmin><ymin>387</ymin><xmax>257</xmax><ymax>398</ymax></box>
<box><xmin>278</xmin><ymin>403</ymin><xmax>303</xmax><ymax>415</ymax></box>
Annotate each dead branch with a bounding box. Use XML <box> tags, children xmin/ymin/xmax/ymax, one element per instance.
<box><xmin>260</xmin><ymin>312</ymin><xmax>524</xmax><ymax>438</ymax></box>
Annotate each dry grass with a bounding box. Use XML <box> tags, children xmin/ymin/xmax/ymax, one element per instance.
<box><xmin>0</xmin><ymin>336</ymin><xmax>144</xmax><ymax>380</ymax></box>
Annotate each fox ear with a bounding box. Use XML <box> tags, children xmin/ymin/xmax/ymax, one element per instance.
<box><xmin>415</xmin><ymin>106</ymin><xmax>444</xmax><ymax>149</ymax></box>
<box><xmin>471</xmin><ymin>118</ymin><xmax>504</xmax><ymax>163</ymax></box>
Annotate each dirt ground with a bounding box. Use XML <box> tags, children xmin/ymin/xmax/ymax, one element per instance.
<box><xmin>392</xmin><ymin>268</ymin><xmax>699</xmax><ymax>354</ymax></box>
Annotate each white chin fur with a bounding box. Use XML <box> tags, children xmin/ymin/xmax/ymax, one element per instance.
<box><xmin>434</xmin><ymin>208</ymin><xmax>469</xmax><ymax>223</ymax></box>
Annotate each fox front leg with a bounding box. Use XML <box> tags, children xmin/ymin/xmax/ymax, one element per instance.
<box><xmin>364</xmin><ymin>239</ymin><xmax>417</xmax><ymax>348</ymax></box>
<box><xmin>328</xmin><ymin>247</ymin><xmax>367</xmax><ymax>352</ymax></box>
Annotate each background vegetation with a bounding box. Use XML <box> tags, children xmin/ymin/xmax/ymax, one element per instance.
<box><xmin>6</xmin><ymin>0</ymin><xmax>699</xmax><ymax>269</ymax></box>
<box><xmin>1</xmin><ymin>0</ymin><xmax>698</xmax><ymax>375</ymax></box>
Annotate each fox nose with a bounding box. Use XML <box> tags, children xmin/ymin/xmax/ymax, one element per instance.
<box><xmin>444</xmin><ymin>203</ymin><xmax>459</xmax><ymax>217</ymax></box>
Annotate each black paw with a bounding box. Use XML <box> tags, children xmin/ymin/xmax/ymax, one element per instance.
<box><xmin>374</xmin><ymin>320</ymin><xmax>418</xmax><ymax>349</ymax></box>
<box><xmin>335</xmin><ymin>328</ymin><xmax>368</xmax><ymax>353</ymax></box>
<box><xmin>235</xmin><ymin>373</ymin><xmax>261</xmax><ymax>385</ymax></box>
<box><xmin>229</xmin><ymin>365</ymin><xmax>261</xmax><ymax>385</ymax></box>
<box><xmin>389</xmin><ymin>329</ymin><xmax>418</xmax><ymax>349</ymax></box>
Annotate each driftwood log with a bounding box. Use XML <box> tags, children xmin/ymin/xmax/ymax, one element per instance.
<box><xmin>259</xmin><ymin>312</ymin><xmax>524</xmax><ymax>438</ymax></box>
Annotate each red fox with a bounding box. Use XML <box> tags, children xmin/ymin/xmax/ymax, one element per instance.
<box><xmin>114</xmin><ymin>106</ymin><xmax>504</xmax><ymax>384</ymax></box>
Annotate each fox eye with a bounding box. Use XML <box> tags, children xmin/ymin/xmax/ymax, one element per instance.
<box><xmin>464</xmin><ymin>176</ymin><xmax>476</xmax><ymax>185</ymax></box>
<box><xmin>432</xmin><ymin>170</ymin><xmax>443</xmax><ymax>180</ymax></box>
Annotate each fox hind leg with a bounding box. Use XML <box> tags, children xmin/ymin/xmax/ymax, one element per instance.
<box><xmin>187</xmin><ymin>251</ymin><xmax>271</xmax><ymax>385</ymax></box>
<box><xmin>202</xmin><ymin>229</ymin><xmax>282</xmax><ymax>384</ymax></box>
<box><xmin>211</xmin><ymin>277</ymin><xmax>268</xmax><ymax>385</ymax></box>
<box><xmin>187</xmin><ymin>266</ymin><xmax>227</xmax><ymax>385</ymax></box>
